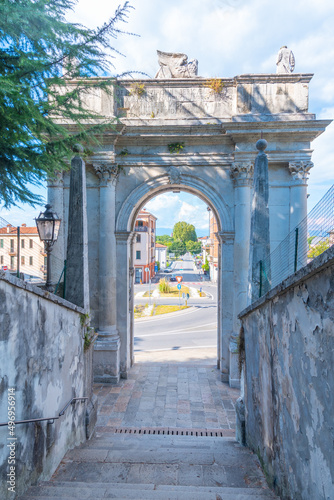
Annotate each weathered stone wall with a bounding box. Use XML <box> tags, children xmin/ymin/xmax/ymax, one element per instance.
<box><xmin>240</xmin><ymin>247</ymin><xmax>334</xmax><ymax>500</ymax></box>
<box><xmin>0</xmin><ymin>272</ymin><xmax>93</xmax><ymax>499</ymax></box>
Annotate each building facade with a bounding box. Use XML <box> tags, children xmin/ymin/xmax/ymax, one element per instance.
<box><xmin>133</xmin><ymin>209</ymin><xmax>157</xmax><ymax>283</ymax></box>
<box><xmin>0</xmin><ymin>224</ymin><xmax>46</xmax><ymax>281</ymax></box>
<box><xmin>208</xmin><ymin>213</ymin><xmax>219</xmax><ymax>282</ymax></box>
<box><xmin>155</xmin><ymin>243</ymin><xmax>167</xmax><ymax>269</ymax></box>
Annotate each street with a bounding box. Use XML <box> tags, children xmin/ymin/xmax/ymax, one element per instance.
<box><xmin>134</xmin><ymin>256</ymin><xmax>218</xmax><ymax>355</ymax></box>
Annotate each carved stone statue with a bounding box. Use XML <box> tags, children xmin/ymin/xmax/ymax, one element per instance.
<box><xmin>276</xmin><ymin>46</ymin><xmax>295</xmax><ymax>74</ymax></box>
<box><xmin>155</xmin><ymin>50</ymin><xmax>198</xmax><ymax>78</ymax></box>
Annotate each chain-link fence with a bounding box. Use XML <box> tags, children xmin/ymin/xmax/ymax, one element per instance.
<box><xmin>257</xmin><ymin>184</ymin><xmax>334</xmax><ymax>299</ymax></box>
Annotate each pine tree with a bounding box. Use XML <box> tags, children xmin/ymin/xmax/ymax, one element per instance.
<box><xmin>0</xmin><ymin>0</ymin><xmax>134</xmax><ymax>207</ymax></box>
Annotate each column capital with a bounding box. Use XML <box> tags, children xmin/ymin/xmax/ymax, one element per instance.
<box><xmin>230</xmin><ymin>162</ymin><xmax>254</xmax><ymax>187</ymax></box>
<box><xmin>47</xmin><ymin>170</ymin><xmax>64</xmax><ymax>187</ymax></box>
<box><xmin>216</xmin><ymin>231</ymin><xmax>235</xmax><ymax>244</ymax></box>
<box><xmin>93</xmin><ymin>162</ymin><xmax>120</xmax><ymax>186</ymax></box>
<box><xmin>289</xmin><ymin>161</ymin><xmax>313</xmax><ymax>183</ymax></box>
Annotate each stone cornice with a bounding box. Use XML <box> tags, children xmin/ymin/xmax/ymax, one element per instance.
<box><xmin>115</xmin><ymin>231</ymin><xmax>134</xmax><ymax>243</ymax></box>
<box><xmin>217</xmin><ymin>231</ymin><xmax>235</xmax><ymax>244</ymax></box>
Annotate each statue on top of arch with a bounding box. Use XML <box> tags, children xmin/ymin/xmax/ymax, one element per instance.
<box><xmin>155</xmin><ymin>50</ymin><xmax>198</xmax><ymax>78</ymax></box>
<box><xmin>276</xmin><ymin>46</ymin><xmax>295</xmax><ymax>74</ymax></box>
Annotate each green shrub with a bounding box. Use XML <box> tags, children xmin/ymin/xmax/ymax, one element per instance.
<box><xmin>159</xmin><ymin>278</ymin><xmax>171</xmax><ymax>293</ymax></box>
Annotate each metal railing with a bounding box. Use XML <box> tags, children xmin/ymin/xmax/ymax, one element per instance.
<box><xmin>255</xmin><ymin>184</ymin><xmax>334</xmax><ymax>299</ymax></box>
<box><xmin>135</xmin><ymin>226</ymin><xmax>148</xmax><ymax>232</ymax></box>
<box><xmin>0</xmin><ymin>397</ymin><xmax>87</xmax><ymax>427</ymax></box>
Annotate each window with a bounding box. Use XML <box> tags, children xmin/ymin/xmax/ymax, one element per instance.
<box><xmin>29</xmin><ymin>256</ymin><xmax>33</xmax><ymax>266</ymax></box>
<box><xmin>21</xmin><ymin>239</ymin><xmax>25</xmax><ymax>249</ymax></box>
<box><xmin>29</xmin><ymin>239</ymin><xmax>33</xmax><ymax>249</ymax></box>
<box><xmin>137</xmin><ymin>220</ymin><xmax>143</xmax><ymax>227</ymax></box>
<box><xmin>0</xmin><ymin>239</ymin><xmax>3</xmax><ymax>248</ymax></box>
<box><xmin>10</xmin><ymin>256</ymin><xmax>15</xmax><ymax>269</ymax></box>
<box><xmin>10</xmin><ymin>239</ymin><xmax>14</xmax><ymax>252</ymax></box>
<box><xmin>0</xmin><ymin>256</ymin><xmax>3</xmax><ymax>265</ymax></box>
<box><xmin>21</xmin><ymin>256</ymin><xmax>25</xmax><ymax>265</ymax></box>
<box><xmin>136</xmin><ymin>234</ymin><xmax>141</xmax><ymax>243</ymax></box>
<box><xmin>136</xmin><ymin>251</ymin><xmax>141</xmax><ymax>260</ymax></box>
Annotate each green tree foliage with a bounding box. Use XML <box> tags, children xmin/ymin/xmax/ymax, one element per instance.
<box><xmin>202</xmin><ymin>258</ymin><xmax>209</xmax><ymax>273</ymax></box>
<box><xmin>307</xmin><ymin>238</ymin><xmax>330</xmax><ymax>259</ymax></box>
<box><xmin>186</xmin><ymin>240</ymin><xmax>202</xmax><ymax>254</ymax></box>
<box><xmin>0</xmin><ymin>0</ymin><xmax>133</xmax><ymax>207</ymax></box>
<box><xmin>173</xmin><ymin>221</ymin><xmax>197</xmax><ymax>243</ymax></box>
<box><xmin>168</xmin><ymin>241</ymin><xmax>186</xmax><ymax>257</ymax></box>
<box><xmin>156</xmin><ymin>235</ymin><xmax>173</xmax><ymax>245</ymax></box>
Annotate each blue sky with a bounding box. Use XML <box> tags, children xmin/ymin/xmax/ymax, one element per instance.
<box><xmin>2</xmin><ymin>0</ymin><xmax>334</xmax><ymax>234</ymax></box>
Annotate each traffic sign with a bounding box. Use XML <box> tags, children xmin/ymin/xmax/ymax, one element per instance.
<box><xmin>175</xmin><ymin>276</ymin><xmax>183</xmax><ymax>283</ymax></box>
<box><xmin>2</xmin><ymin>266</ymin><xmax>7</xmax><ymax>271</ymax></box>
<box><xmin>177</xmin><ymin>283</ymin><xmax>182</xmax><ymax>290</ymax></box>
<box><xmin>186</xmin><ymin>293</ymin><xmax>190</xmax><ymax>299</ymax></box>
<box><xmin>182</xmin><ymin>293</ymin><xmax>185</xmax><ymax>298</ymax></box>
<box><xmin>154</xmin><ymin>265</ymin><xmax>158</xmax><ymax>272</ymax></box>
<box><xmin>145</xmin><ymin>267</ymin><xmax>149</xmax><ymax>272</ymax></box>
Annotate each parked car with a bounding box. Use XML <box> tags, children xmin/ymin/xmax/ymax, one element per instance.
<box><xmin>169</xmin><ymin>275</ymin><xmax>177</xmax><ymax>282</ymax></box>
<box><xmin>163</xmin><ymin>268</ymin><xmax>173</xmax><ymax>273</ymax></box>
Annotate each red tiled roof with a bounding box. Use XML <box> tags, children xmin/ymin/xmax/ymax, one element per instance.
<box><xmin>155</xmin><ymin>243</ymin><xmax>167</xmax><ymax>248</ymax></box>
<box><xmin>0</xmin><ymin>226</ymin><xmax>39</xmax><ymax>235</ymax></box>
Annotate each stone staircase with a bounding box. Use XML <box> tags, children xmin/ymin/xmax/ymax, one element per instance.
<box><xmin>20</xmin><ymin>431</ymin><xmax>279</xmax><ymax>500</ymax></box>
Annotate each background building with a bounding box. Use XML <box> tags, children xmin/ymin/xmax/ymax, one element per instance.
<box><xmin>207</xmin><ymin>213</ymin><xmax>219</xmax><ymax>282</ymax></box>
<box><xmin>155</xmin><ymin>243</ymin><xmax>167</xmax><ymax>269</ymax></box>
<box><xmin>0</xmin><ymin>223</ymin><xmax>46</xmax><ymax>281</ymax></box>
<box><xmin>133</xmin><ymin>209</ymin><xmax>157</xmax><ymax>283</ymax></box>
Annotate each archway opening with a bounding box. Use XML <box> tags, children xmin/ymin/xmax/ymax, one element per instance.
<box><xmin>130</xmin><ymin>188</ymin><xmax>220</xmax><ymax>367</ymax></box>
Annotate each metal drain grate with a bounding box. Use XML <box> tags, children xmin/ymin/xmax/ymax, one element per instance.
<box><xmin>107</xmin><ymin>427</ymin><xmax>231</xmax><ymax>437</ymax></box>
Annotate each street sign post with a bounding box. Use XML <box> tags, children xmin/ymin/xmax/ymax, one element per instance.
<box><xmin>177</xmin><ymin>282</ymin><xmax>182</xmax><ymax>308</ymax></box>
<box><xmin>145</xmin><ymin>267</ymin><xmax>151</xmax><ymax>305</ymax></box>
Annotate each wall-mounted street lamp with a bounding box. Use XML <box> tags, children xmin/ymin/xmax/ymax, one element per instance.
<box><xmin>35</xmin><ymin>204</ymin><xmax>61</xmax><ymax>292</ymax></box>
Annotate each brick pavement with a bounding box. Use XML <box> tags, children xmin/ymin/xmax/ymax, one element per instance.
<box><xmin>93</xmin><ymin>361</ymin><xmax>240</xmax><ymax>438</ymax></box>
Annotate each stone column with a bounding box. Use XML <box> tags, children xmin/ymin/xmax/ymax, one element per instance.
<box><xmin>47</xmin><ymin>171</ymin><xmax>65</xmax><ymax>284</ymax></box>
<box><xmin>217</xmin><ymin>230</ymin><xmax>235</xmax><ymax>383</ymax></box>
<box><xmin>92</xmin><ymin>160</ymin><xmax>121</xmax><ymax>384</ymax></box>
<box><xmin>115</xmin><ymin>231</ymin><xmax>134</xmax><ymax>379</ymax></box>
<box><xmin>229</xmin><ymin>161</ymin><xmax>254</xmax><ymax>388</ymax></box>
<box><xmin>289</xmin><ymin>161</ymin><xmax>313</xmax><ymax>269</ymax></box>
<box><xmin>129</xmin><ymin>233</ymin><xmax>136</xmax><ymax>368</ymax></box>
<box><xmin>215</xmin><ymin>234</ymin><xmax>222</xmax><ymax>370</ymax></box>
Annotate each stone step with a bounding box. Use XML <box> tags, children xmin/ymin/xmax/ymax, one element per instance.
<box><xmin>20</xmin><ymin>481</ymin><xmax>278</xmax><ymax>499</ymax></box>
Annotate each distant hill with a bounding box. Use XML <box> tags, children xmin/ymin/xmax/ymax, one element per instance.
<box><xmin>156</xmin><ymin>227</ymin><xmax>208</xmax><ymax>238</ymax></box>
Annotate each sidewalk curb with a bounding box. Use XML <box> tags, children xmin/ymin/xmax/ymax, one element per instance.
<box><xmin>134</xmin><ymin>306</ymin><xmax>197</xmax><ymax>322</ymax></box>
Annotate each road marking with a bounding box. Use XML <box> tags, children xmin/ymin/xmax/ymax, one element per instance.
<box><xmin>134</xmin><ymin>306</ymin><xmax>205</xmax><ymax>323</ymax></box>
<box><xmin>135</xmin><ymin>323</ymin><xmax>217</xmax><ymax>338</ymax></box>
<box><xmin>134</xmin><ymin>345</ymin><xmax>217</xmax><ymax>353</ymax></box>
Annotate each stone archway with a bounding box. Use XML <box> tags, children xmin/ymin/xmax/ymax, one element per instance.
<box><xmin>48</xmin><ymin>71</ymin><xmax>330</xmax><ymax>387</ymax></box>
<box><xmin>114</xmin><ymin>171</ymin><xmax>234</xmax><ymax>382</ymax></box>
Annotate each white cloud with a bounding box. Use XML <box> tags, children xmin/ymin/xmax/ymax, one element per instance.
<box><xmin>145</xmin><ymin>192</ymin><xmax>209</xmax><ymax>232</ymax></box>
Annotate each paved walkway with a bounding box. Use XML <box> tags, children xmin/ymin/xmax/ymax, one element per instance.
<box><xmin>93</xmin><ymin>358</ymin><xmax>239</xmax><ymax>437</ymax></box>
<box><xmin>21</xmin><ymin>358</ymin><xmax>279</xmax><ymax>499</ymax></box>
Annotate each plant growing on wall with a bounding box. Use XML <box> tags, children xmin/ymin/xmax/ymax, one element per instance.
<box><xmin>129</xmin><ymin>82</ymin><xmax>146</xmax><ymax>96</ymax></box>
<box><xmin>204</xmin><ymin>78</ymin><xmax>225</xmax><ymax>94</ymax></box>
<box><xmin>119</xmin><ymin>148</ymin><xmax>129</xmax><ymax>157</ymax></box>
<box><xmin>168</xmin><ymin>142</ymin><xmax>185</xmax><ymax>154</ymax></box>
